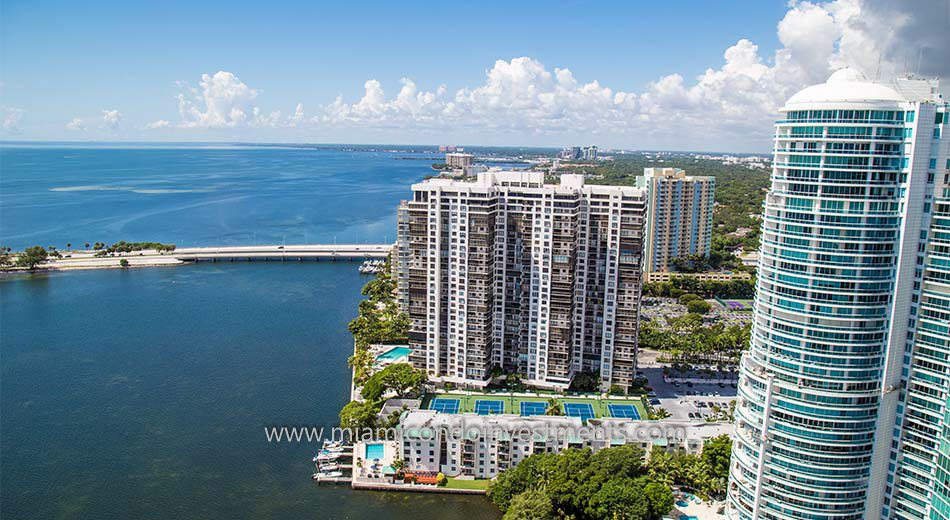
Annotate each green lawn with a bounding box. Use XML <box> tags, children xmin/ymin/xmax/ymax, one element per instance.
<box><xmin>421</xmin><ymin>392</ymin><xmax>648</xmax><ymax>420</ymax></box>
<box><xmin>444</xmin><ymin>477</ymin><xmax>491</xmax><ymax>490</ymax></box>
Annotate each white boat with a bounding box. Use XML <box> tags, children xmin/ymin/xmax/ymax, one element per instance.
<box><xmin>318</xmin><ymin>463</ymin><xmax>341</xmax><ymax>471</ymax></box>
<box><xmin>316</xmin><ymin>470</ymin><xmax>344</xmax><ymax>478</ymax></box>
<box><xmin>316</xmin><ymin>452</ymin><xmax>341</xmax><ymax>462</ymax></box>
<box><xmin>323</xmin><ymin>440</ymin><xmax>343</xmax><ymax>449</ymax></box>
<box><xmin>322</xmin><ymin>446</ymin><xmax>345</xmax><ymax>454</ymax></box>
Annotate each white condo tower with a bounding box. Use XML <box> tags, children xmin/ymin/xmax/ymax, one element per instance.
<box><xmin>727</xmin><ymin>69</ymin><xmax>949</xmax><ymax>520</ymax></box>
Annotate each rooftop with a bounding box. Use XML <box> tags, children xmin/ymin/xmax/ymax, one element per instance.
<box><xmin>642</xmin><ymin>167</ymin><xmax>714</xmax><ymax>182</ymax></box>
<box><xmin>413</xmin><ymin>170</ymin><xmax>646</xmax><ymax>197</ymax></box>
<box><xmin>786</xmin><ymin>68</ymin><xmax>943</xmax><ymax>107</ymax></box>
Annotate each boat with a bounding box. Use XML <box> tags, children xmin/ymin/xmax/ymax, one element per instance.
<box><xmin>316</xmin><ymin>470</ymin><xmax>344</xmax><ymax>478</ymax></box>
<box><xmin>322</xmin><ymin>446</ymin><xmax>345</xmax><ymax>454</ymax></box>
<box><xmin>323</xmin><ymin>440</ymin><xmax>343</xmax><ymax>449</ymax></box>
<box><xmin>316</xmin><ymin>452</ymin><xmax>341</xmax><ymax>462</ymax></box>
<box><xmin>318</xmin><ymin>463</ymin><xmax>341</xmax><ymax>471</ymax></box>
<box><xmin>358</xmin><ymin>260</ymin><xmax>385</xmax><ymax>274</ymax></box>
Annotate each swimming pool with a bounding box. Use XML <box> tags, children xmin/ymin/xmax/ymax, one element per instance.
<box><xmin>365</xmin><ymin>443</ymin><xmax>385</xmax><ymax>460</ymax></box>
<box><xmin>376</xmin><ymin>346</ymin><xmax>412</xmax><ymax>362</ymax></box>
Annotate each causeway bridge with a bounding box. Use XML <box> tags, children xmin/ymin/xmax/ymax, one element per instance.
<box><xmin>172</xmin><ymin>244</ymin><xmax>393</xmax><ymax>262</ymax></box>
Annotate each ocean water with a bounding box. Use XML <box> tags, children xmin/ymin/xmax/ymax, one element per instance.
<box><xmin>0</xmin><ymin>145</ymin><xmax>426</xmax><ymax>250</ymax></box>
<box><xmin>0</xmin><ymin>145</ymin><xmax>501</xmax><ymax>519</ymax></box>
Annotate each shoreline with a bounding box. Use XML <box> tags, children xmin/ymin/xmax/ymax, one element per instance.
<box><xmin>4</xmin><ymin>244</ymin><xmax>392</xmax><ymax>274</ymax></box>
<box><xmin>1</xmin><ymin>257</ymin><xmax>186</xmax><ymax>274</ymax></box>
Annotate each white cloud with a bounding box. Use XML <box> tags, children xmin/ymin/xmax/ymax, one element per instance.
<box><xmin>101</xmin><ymin>109</ymin><xmax>122</xmax><ymax>129</ymax></box>
<box><xmin>2</xmin><ymin>107</ymin><xmax>24</xmax><ymax>134</ymax></box>
<box><xmin>176</xmin><ymin>71</ymin><xmax>261</xmax><ymax>128</ymax></box>
<box><xmin>311</xmin><ymin>0</ymin><xmax>948</xmax><ymax>148</ymax></box>
<box><xmin>151</xmin><ymin>0</ymin><xmax>947</xmax><ymax>150</ymax></box>
<box><xmin>291</xmin><ymin>103</ymin><xmax>305</xmax><ymax>126</ymax></box>
<box><xmin>144</xmin><ymin>119</ymin><xmax>171</xmax><ymax>130</ymax></box>
<box><xmin>65</xmin><ymin>117</ymin><xmax>85</xmax><ymax>131</ymax></box>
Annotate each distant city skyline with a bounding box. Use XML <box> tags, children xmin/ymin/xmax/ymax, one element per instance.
<box><xmin>2</xmin><ymin>0</ymin><xmax>947</xmax><ymax>152</ymax></box>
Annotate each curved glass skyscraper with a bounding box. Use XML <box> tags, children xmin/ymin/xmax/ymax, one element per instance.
<box><xmin>727</xmin><ymin>69</ymin><xmax>950</xmax><ymax>520</ymax></box>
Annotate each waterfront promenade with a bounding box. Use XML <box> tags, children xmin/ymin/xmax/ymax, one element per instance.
<box><xmin>31</xmin><ymin>244</ymin><xmax>392</xmax><ymax>270</ymax></box>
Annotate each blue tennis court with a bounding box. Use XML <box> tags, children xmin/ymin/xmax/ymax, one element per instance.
<box><xmin>608</xmin><ymin>404</ymin><xmax>641</xmax><ymax>419</ymax></box>
<box><xmin>520</xmin><ymin>401</ymin><xmax>548</xmax><ymax>416</ymax></box>
<box><xmin>564</xmin><ymin>403</ymin><xmax>595</xmax><ymax>422</ymax></box>
<box><xmin>430</xmin><ymin>398</ymin><xmax>460</xmax><ymax>414</ymax></box>
<box><xmin>474</xmin><ymin>400</ymin><xmax>504</xmax><ymax>415</ymax></box>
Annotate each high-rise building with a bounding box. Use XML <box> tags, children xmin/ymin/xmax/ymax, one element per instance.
<box><xmin>583</xmin><ymin>145</ymin><xmax>598</xmax><ymax>161</ymax></box>
<box><xmin>560</xmin><ymin>146</ymin><xmax>583</xmax><ymax>160</ymax></box>
<box><xmin>933</xmin><ymin>393</ymin><xmax>950</xmax><ymax>520</ymax></box>
<box><xmin>726</xmin><ymin>68</ymin><xmax>949</xmax><ymax>520</ymax></box>
<box><xmin>396</xmin><ymin>171</ymin><xmax>646</xmax><ymax>390</ymax></box>
<box><xmin>889</xmin><ymin>195</ymin><xmax>950</xmax><ymax>520</ymax></box>
<box><xmin>445</xmin><ymin>152</ymin><xmax>474</xmax><ymax>168</ymax></box>
<box><xmin>637</xmin><ymin>167</ymin><xmax>715</xmax><ymax>277</ymax></box>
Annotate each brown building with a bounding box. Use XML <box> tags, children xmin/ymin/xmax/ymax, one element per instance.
<box><xmin>396</xmin><ymin>171</ymin><xmax>646</xmax><ymax>390</ymax></box>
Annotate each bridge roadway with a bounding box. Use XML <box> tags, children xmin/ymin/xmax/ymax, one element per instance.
<box><xmin>172</xmin><ymin>244</ymin><xmax>392</xmax><ymax>262</ymax></box>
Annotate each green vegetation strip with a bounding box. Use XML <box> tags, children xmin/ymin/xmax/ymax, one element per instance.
<box><xmin>444</xmin><ymin>478</ymin><xmax>491</xmax><ymax>490</ymax></box>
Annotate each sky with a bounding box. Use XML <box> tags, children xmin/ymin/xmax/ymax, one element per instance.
<box><xmin>1</xmin><ymin>0</ymin><xmax>948</xmax><ymax>152</ymax></box>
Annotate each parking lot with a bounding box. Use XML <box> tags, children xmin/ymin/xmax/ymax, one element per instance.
<box><xmin>641</xmin><ymin>366</ymin><xmax>737</xmax><ymax>422</ymax></box>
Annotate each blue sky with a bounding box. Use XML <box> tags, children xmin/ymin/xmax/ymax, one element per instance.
<box><xmin>2</xmin><ymin>0</ymin><xmax>946</xmax><ymax>151</ymax></box>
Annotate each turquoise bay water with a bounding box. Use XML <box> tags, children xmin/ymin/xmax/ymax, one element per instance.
<box><xmin>0</xmin><ymin>146</ymin><xmax>500</xmax><ymax>519</ymax></box>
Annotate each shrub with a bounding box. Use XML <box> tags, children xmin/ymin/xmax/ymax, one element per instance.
<box><xmin>677</xmin><ymin>293</ymin><xmax>702</xmax><ymax>305</ymax></box>
<box><xmin>686</xmin><ymin>299</ymin><xmax>712</xmax><ymax>315</ymax></box>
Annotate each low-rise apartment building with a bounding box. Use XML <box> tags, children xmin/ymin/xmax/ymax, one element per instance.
<box><xmin>399</xmin><ymin>409</ymin><xmax>731</xmax><ymax>479</ymax></box>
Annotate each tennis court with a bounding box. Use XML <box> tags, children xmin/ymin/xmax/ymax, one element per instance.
<box><xmin>429</xmin><ymin>398</ymin><xmax>460</xmax><ymax>414</ymax></box>
<box><xmin>474</xmin><ymin>400</ymin><xmax>504</xmax><ymax>415</ymax></box>
<box><xmin>564</xmin><ymin>402</ymin><xmax>595</xmax><ymax>422</ymax></box>
<box><xmin>520</xmin><ymin>401</ymin><xmax>548</xmax><ymax>416</ymax></box>
<box><xmin>607</xmin><ymin>403</ymin><xmax>642</xmax><ymax>419</ymax></box>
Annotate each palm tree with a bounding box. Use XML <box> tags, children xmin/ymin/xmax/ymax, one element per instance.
<box><xmin>544</xmin><ymin>398</ymin><xmax>563</xmax><ymax>416</ymax></box>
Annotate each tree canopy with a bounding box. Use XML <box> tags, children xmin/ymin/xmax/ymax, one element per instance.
<box><xmin>489</xmin><ymin>445</ymin><xmax>676</xmax><ymax>520</ymax></box>
<box><xmin>639</xmin><ymin>316</ymin><xmax>750</xmax><ymax>365</ymax></box>
<box><xmin>686</xmin><ymin>299</ymin><xmax>712</xmax><ymax>315</ymax></box>
<box><xmin>348</xmin><ymin>265</ymin><xmax>409</xmax><ymax>349</ymax></box>
<box><xmin>16</xmin><ymin>246</ymin><xmax>48</xmax><ymax>270</ymax></box>
<box><xmin>360</xmin><ymin>363</ymin><xmax>426</xmax><ymax>401</ymax></box>
<box><xmin>503</xmin><ymin>490</ymin><xmax>556</xmax><ymax>520</ymax></box>
<box><xmin>339</xmin><ymin>400</ymin><xmax>379</xmax><ymax>431</ymax></box>
<box><xmin>643</xmin><ymin>277</ymin><xmax>755</xmax><ymax>299</ymax></box>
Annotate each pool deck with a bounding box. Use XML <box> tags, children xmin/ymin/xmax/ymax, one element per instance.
<box><xmin>668</xmin><ymin>495</ymin><xmax>726</xmax><ymax>520</ymax></box>
<box><xmin>349</xmin><ymin>439</ymin><xmax>489</xmax><ymax>494</ymax></box>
